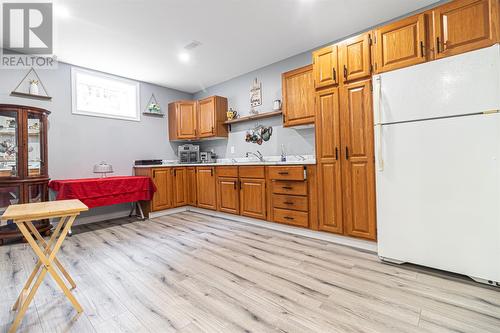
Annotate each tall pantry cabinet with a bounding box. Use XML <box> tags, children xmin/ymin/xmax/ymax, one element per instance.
<box><xmin>313</xmin><ymin>31</ymin><xmax>377</xmax><ymax>241</ymax></box>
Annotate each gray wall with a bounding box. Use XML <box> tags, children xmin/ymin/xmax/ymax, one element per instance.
<box><xmin>0</xmin><ymin>62</ymin><xmax>191</xmax><ymax>220</ymax></box>
<box><xmin>194</xmin><ymin>52</ymin><xmax>315</xmax><ymax>158</ymax></box>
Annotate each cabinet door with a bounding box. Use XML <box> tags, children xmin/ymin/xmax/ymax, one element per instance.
<box><xmin>198</xmin><ymin>97</ymin><xmax>216</xmax><ymax>138</ymax></box>
<box><xmin>433</xmin><ymin>0</ymin><xmax>499</xmax><ymax>59</ymax></box>
<box><xmin>315</xmin><ymin>88</ymin><xmax>344</xmax><ymax>234</ymax></box>
<box><xmin>282</xmin><ymin>65</ymin><xmax>315</xmax><ymax>127</ymax></box>
<box><xmin>240</xmin><ymin>178</ymin><xmax>266</xmax><ymax>219</ymax></box>
<box><xmin>374</xmin><ymin>14</ymin><xmax>427</xmax><ymax>73</ymax></box>
<box><xmin>339</xmin><ymin>33</ymin><xmax>372</xmax><ymax>83</ymax></box>
<box><xmin>0</xmin><ymin>108</ymin><xmax>21</xmax><ymax>179</ymax></box>
<box><xmin>197</xmin><ymin>167</ymin><xmax>216</xmax><ymax>210</ymax></box>
<box><xmin>217</xmin><ymin>177</ymin><xmax>239</xmax><ymax>214</ymax></box>
<box><xmin>151</xmin><ymin>168</ymin><xmax>172</xmax><ymax>211</ymax></box>
<box><xmin>177</xmin><ymin>101</ymin><xmax>197</xmax><ymax>139</ymax></box>
<box><xmin>312</xmin><ymin>45</ymin><xmax>339</xmax><ymax>89</ymax></box>
<box><xmin>187</xmin><ymin>167</ymin><xmax>197</xmax><ymax>206</ymax></box>
<box><xmin>340</xmin><ymin>80</ymin><xmax>376</xmax><ymax>240</ymax></box>
<box><xmin>172</xmin><ymin>168</ymin><xmax>187</xmax><ymax>207</ymax></box>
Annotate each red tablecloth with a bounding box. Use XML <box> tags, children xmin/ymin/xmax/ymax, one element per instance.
<box><xmin>48</xmin><ymin>176</ymin><xmax>156</xmax><ymax>208</ymax></box>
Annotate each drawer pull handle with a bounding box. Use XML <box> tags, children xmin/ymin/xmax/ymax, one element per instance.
<box><xmin>283</xmin><ymin>201</ymin><xmax>294</xmax><ymax>205</ymax></box>
<box><xmin>278</xmin><ymin>171</ymin><xmax>289</xmax><ymax>175</ymax></box>
<box><xmin>284</xmin><ymin>216</ymin><xmax>294</xmax><ymax>220</ymax></box>
<box><xmin>282</xmin><ymin>186</ymin><xmax>293</xmax><ymax>190</ymax></box>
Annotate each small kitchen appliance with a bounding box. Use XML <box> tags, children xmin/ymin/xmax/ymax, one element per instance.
<box><xmin>200</xmin><ymin>151</ymin><xmax>216</xmax><ymax>163</ymax></box>
<box><xmin>178</xmin><ymin>144</ymin><xmax>200</xmax><ymax>164</ymax></box>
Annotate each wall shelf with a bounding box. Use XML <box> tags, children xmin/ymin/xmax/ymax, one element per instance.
<box><xmin>224</xmin><ymin>110</ymin><xmax>282</xmax><ymax>131</ymax></box>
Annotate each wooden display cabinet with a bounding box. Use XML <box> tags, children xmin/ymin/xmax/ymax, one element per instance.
<box><xmin>0</xmin><ymin>104</ymin><xmax>50</xmax><ymax>245</ymax></box>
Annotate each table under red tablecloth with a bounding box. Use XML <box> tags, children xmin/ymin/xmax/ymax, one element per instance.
<box><xmin>48</xmin><ymin>176</ymin><xmax>156</xmax><ymax>208</ymax></box>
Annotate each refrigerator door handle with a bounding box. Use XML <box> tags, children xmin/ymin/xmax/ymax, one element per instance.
<box><xmin>373</xmin><ymin>76</ymin><xmax>382</xmax><ymax>125</ymax></box>
<box><xmin>375</xmin><ymin>124</ymin><xmax>384</xmax><ymax>172</ymax></box>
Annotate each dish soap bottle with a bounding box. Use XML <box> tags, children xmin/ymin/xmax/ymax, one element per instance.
<box><xmin>280</xmin><ymin>144</ymin><xmax>286</xmax><ymax>162</ymax></box>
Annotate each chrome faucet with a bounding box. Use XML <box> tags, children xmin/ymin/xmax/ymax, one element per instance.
<box><xmin>245</xmin><ymin>150</ymin><xmax>264</xmax><ymax>162</ymax></box>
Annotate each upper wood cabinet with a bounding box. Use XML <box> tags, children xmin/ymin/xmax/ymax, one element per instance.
<box><xmin>374</xmin><ymin>14</ymin><xmax>428</xmax><ymax>73</ymax></box>
<box><xmin>196</xmin><ymin>167</ymin><xmax>216</xmax><ymax>210</ymax></box>
<box><xmin>172</xmin><ymin>167</ymin><xmax>187</xmax><ymax>207</ymax></box>
<box><xmin>151</xmin><ymin>168</ymin><xmax>173</xmax><ymax>211</ymax></box>
<box><xmin>432</xmin><ymin>0</ymin><xmax>499</xmax><ymax>58</ymax></box>
<box><xmin>187</xmin><ymin>167</ymin><xmax>197</xmax><ymax>206</ymax></box>
<box><xmin>339</xmin><ymin>32</ymin><xmax>372</xmax><ymax>83</ymax></box>
<box><xmin>198</xmin><ymin>96</ymin><xmax>228</xmax><ymax>138</ymax></box>
<box><xmin>312</xmin><ymin>45</ymin><xmax>339</xmax><ymax>89</ymax></box>
<box><xmin>168</xmin><ymin>96</ymin><xmax>228</xmax><ymax>141</ymax></box>
<box><xmin>168</xmin><ymin>101</ymin><xmax>197</xmax><ymax>140</ymax></box>
<box><xmin>282</xmin><ymin>65</ymin><xmax>315</xmax><ymax>127</ymax></box>
<box><xmin>339</xmin><ymin>80</ymin><xmax>377</xmax><ymax>241</ymax></box>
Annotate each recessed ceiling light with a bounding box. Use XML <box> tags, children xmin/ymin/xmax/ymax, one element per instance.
<box><xmin>55</xmin><ymin>5</ymin><xmax>71</xmax><ymax>19</ymax></box>
<box><xmin>178</xmin><ymin>52</ymin><xmax>190</xmax><ymax>63</ymax></box>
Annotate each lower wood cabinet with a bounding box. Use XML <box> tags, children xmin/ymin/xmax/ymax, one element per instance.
<box><xmin>151</xmin><ymin>168</ymin><xmax>173</xmax><ymax>211</ymax></box>
<box><xmin>172</xmin><ymin>167</ymin><xmax>187</xmax><ymax>207</ymax></box>
<box><xmin>239</xmin><ymin>178</ymin><xmax>267</xmax><ymax>220</ymax></box>
<box><xmin>196</xmin><ymin>167</ymin><xmax>216</xmax><ymax>210</ymax></box>
<box><xmin>187</xmin><ymin>167</ymin><xmax>197</xmax><ymax>206</ymax></box>
<box><xmin>217</xmin><ymin>177</ymin><xmax>239</xmax><ymax>214</ymax></box>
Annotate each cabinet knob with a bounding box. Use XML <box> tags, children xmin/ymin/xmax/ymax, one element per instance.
<box><xmin>283</xmin><ymin>201</ymin><xmax>294</xmax><ymax>205</ymax></box>
<box><xmin>282</xmin><ymin>186</ymin><xmax>293</xmax><ymax>190</ymax></box>
<box><xmin>278</xmin><ymin>171</ymin><xmax>289</xmax><ymax>175</ymax></box>
<box><xmin>284</xmin><ymin>216</ymin><xmax>294</xmax><ymax>220</ymax></box>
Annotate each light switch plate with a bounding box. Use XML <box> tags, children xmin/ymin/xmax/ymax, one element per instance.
<box><xmin>230</xmin><ymin>146</ymin><xmax>235</xmax><ymax>154</ymax></box>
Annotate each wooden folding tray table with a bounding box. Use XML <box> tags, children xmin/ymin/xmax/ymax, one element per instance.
<box><xmin>1</xmin><ymin>199</ymin><xmax>88</xmax><ymax>333</ymax></box>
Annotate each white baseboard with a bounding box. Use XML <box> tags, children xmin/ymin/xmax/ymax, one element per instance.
<box><xmin>153</xmin><ymin>206</ymin><xmax>378</xmax><ymax>253</ymax></box>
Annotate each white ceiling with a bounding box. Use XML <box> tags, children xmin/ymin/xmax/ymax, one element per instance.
<box><xmin>53</xmin><ymin>0</ymin><xmax>440</xmax><ymax>93</ymax></box>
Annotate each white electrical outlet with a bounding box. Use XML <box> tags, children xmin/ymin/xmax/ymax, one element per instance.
<box><xmin>230</xmin><ymin>146</ymin><xmax>235</xmax><ymax>154</ymax></box>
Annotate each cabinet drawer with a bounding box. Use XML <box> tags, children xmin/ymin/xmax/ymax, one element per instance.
<box><xmin>268</xmin><ymin>166</ymin><xmax>305</xmax><ymax>181</ymax></box>
<box><xmin>273</xmin><ymin>208</ymin><xmax>309</xmax><ymax>227</ymax></box>
<box><xmin>217</xmin><ymin>166</ymin><xmax>238</xmax><ymax>177</ymax></box>
<box><xmin>272</xmin><ymin>181</ymin><xmax>308</xmax><ymax>195</ymax></box>
<box><xmin>239</xmin><ymin>166</ymin><xmax>265</xmax><ymax>178</ymax></box>
<box><xmin>272</xmin><ymin>195</ymin><xmax>308</xmax><ymax>211</ymax></box>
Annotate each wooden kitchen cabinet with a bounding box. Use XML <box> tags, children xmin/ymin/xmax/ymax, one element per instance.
<box><xmin>339</xmin><ymin>79</ymin><xmax>377</xmax><ymax>240</ymax></box>
<box><xmin>315</xmin><ymin>88</ymin><xmax>344</xmax><ymax>234</ymax></box>
<box><xmin>312</xmin><ymin>45</ymin><xmax>339</xmax><ymax>89</ymax></box>
<box><xmin>187</xmin><ymin>167</ymin><xmax>197</xmax><ymax>206</ymax></box>
<box><xmin>240</xmin><ymin>178</ymin><xmax>267</xmax><ymax>220</ymax></box>
<box><xmin>196</xmin><ymin>167</ymin><xmax>216</xmax><ymax>210</ymax></box>
<box><xmin>432</xmin><ymin>0</ymin><xmax>499</xmax><ymax>59</ymax></box>
<box><xmin>151</xmin><ymin>168</ymin><xmax>173</xmax><ymax>211</ymax></box>
<box><xmin>217</xmin><ymin>177</ymin><xmax>240</xmax><ymax>214</ymax></box>
<box><xmin>339</xmin><ymin>32</ymin><xmax>372</xmax><ymax>83</ymax></box>
<box><xmin>282</xmin><ymin>65</ymin><xmax>315</xmax><ymax>127</ymax></box>
<box><xmin>374</xmin><ymin>14</ymin><xmax>428</xmax><ymax>73</ymax></box>
<box><xmin>198</xmin><ymin>96</ymin><xmax>228</xmax><ymax>138</ymax></box>
<box><xmin>168</xmin><ymin>101</ymin><xmax>197</xmax><ymax>140</ymax></box>
<box><xmin>172</xmin><ymin>167</ymin><xmax>187</xmax><ymax>207</ymax></box>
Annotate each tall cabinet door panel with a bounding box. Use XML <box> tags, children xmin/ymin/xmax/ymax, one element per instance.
<box><xmin>172</xmin><ymin>167</ymin><xmax>187</xmax><ymax>207</ymax></box>
<box><xmin>240</xmin><ymin>178</ymin><xmax>266</xmax><ymax>220</ymax></box>
<box><xmin>340</xmin><ymin>80</ymin><xmax>377</xmax><ymax>240</ymax></box>
<box><xmin>315</xmin><ymin>88</ymin><xmax>344</xmax><ymax>233</ymax></box>
<box><xmin>433</xmin><ymin>0</ymin><xmax>499</xmax><ymax>59</ymax></box>
<box><xmin>339</xmin><ymin>33</ymin><xmax>372</xmax><ymax>83</ymax></box>
<box><xmin>312</xmin><ymin>45</ymin><xmax>339</xmax><ymax>89</ymax></box>
<box><xmin>187</xmin><ymin>167</ymin><xmax>197</xmax><ymax>206</ymax></box>
<box><xmin>198</xmin><ymin>97</ymin><xmax>216</xmax><ymax>137</ymax></box>
<box><xmin>197</xmin><ymin>167</ymin><xmax>216</xmax><ymax>210</ymax></box>
<box><xmin>217</xmin><ymin>177</ymin><xmax>239</xmax><ymax>214</ymax></box>
<box><xmin>374</xmin><ymin>14</ymin><xmax>427</xmax><ymax>73</ymax></box>
<box><xmin>152</xmin><ymin>168</ymin><xmax>172</xmax><ymax>211</ymax></box>
<box><xmin>178</xmin><ymin>101</ymin><xmax>197</xmax><ymax>139</ymax></box>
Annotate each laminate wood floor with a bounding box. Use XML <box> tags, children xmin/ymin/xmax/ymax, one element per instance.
<box><xmin>1</xmin><ymin>211</ymin><xmax>499</xmax><ymax>333</ymax></box>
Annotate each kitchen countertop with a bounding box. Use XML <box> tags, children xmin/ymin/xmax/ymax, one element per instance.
<box><xmin>134</xmin><ymin>155</ymin><xmax>316</xmax><ymax>168</ymax></box>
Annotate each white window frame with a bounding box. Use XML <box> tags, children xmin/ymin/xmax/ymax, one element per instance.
<box><xmin>71</xmin><ymin>67</ymin><xmax>140</xmax><ymax>121</ymax></box>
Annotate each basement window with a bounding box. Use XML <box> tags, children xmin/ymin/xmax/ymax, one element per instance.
<box><xmin>71</xmin><ymin>67</ymin><xmax>140</xmax><ymax>121</ymax></box>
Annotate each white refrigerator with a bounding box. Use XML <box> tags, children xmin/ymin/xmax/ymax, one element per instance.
<box><xmin>373</xmin><ymin>44</ymin><xmax>500</xmax><ymax>286</ymax></box>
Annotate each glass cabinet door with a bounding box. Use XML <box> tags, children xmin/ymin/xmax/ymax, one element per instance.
<box><xmin>27</xmin><ymin>182</ymin><xmax>46</xmax><ymax>203</ymax></box>
<box><xmin>0</xmin><ymin>184</ymin><xmax>20</xmax><ymax>214</ymax></box>
<box><xmin>27</xmin><ymin>112</ymin><xmax>45</xmax><ymax>178</ymax></box>
<box><xmin>0</xmin><ymin>110</ymin><xmax>19</xmax><ymax>178</ymax></box>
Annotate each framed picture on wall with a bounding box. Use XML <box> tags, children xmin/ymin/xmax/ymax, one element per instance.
<box><xmin>71</xmin><ymin>67</ymin><xmax>140</xmax><ymax>121</ymax></box>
